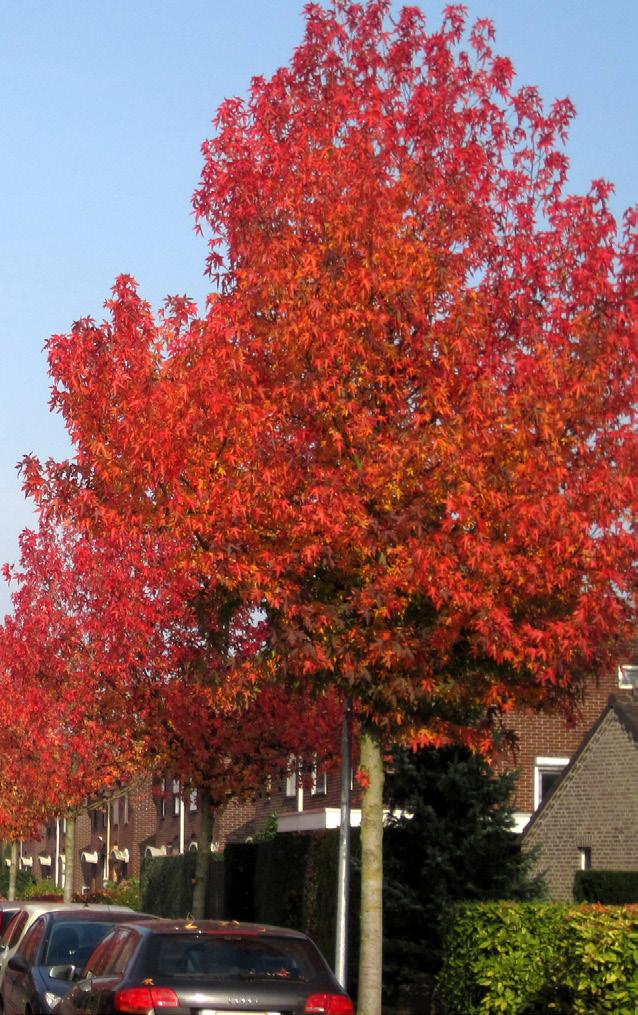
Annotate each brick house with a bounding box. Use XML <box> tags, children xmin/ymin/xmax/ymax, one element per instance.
<box><xmin>522</xmin><ymin>691</ymin><xmax>638</xmax><ymax>901</ymax></box>
<box><xmin>18</xmin><ymin>773</ymin><xmax>277</xmax><ymax>897</ymax></box>
<box><xmin>14</xmin><ymin>659</ymin><xmax>634</xmax><ymax>897</ymax></box>
<box><xmin>503</xmin><ymin>662</ymin><xmax>621</xmax><ymax>833</ymax></box>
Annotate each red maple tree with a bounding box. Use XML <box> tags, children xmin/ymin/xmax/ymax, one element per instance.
<box><xmin>22</xmin><ymin>3</ymin><xmax>637</xmax><ymax>1010</ymax></box>
<box><xmin>0</xmin><ymin>521</ymin><xmax>160</xmax><ymax>896</ymax></box>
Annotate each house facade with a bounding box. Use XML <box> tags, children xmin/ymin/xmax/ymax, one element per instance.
<box><xmin>523</xmin><ymin>692</ymin><xmax>638</xmax><ymax>900</ymax></box>
<box><xmin>14</xmin><ymin>660</ymin><xmax>634</xmax><ymax>897</ymax></box>
<box><xmin>504</xmin><ymin>663</ymin><xmax>622</xmax><ymax>832</ymax></box>
<box><xmin>17</xmin><ymin>774</ymin><xmax>277</xmax><ymax>897</ymax></box>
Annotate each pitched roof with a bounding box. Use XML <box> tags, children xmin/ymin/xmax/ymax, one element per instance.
<box><xmin>522</xmin><ymin>691</ymin><xmax>638</xmax><ymax>837</ymax></box>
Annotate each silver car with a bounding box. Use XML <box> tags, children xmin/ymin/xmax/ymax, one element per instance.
<box><xmin>0</xmin><ymin>902</ymin><xmax>133</xmax><ymax>1004</ymax></box>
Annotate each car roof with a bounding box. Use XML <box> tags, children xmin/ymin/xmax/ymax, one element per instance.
<box><xmin>117</xmin><ymin>919</ymin><xmax>310</xmax><ymax>939</ymax></box>
<box><xmin>9</xmin><ymin>905</ymin><xmax>132</xmax><ymax>921</ymax></box>
<box><xmin>43</xmin><ymin>906</ymin><xmax>136</xmax><ymax>922</ymax></box>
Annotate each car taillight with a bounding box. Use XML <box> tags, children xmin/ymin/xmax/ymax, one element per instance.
<box><xmin>114</xmin><ymin>985</ymin><xmax>180</xmax><ymax>1012</ymax></box>
<box><xmin>304</xmin><ymin>992</ymin><xmax>355</xmax><ymax>1014</ymax></box>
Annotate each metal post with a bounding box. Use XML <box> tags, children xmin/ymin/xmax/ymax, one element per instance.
<box><xmin>179</xmin><ymin>790</ymin><xmax>185</xmax><ymax>854</ymax></box>
<box><xmin>334</xmin><ymin>700</ymin><xmax>352</xmax><ymax>988</ymax></box>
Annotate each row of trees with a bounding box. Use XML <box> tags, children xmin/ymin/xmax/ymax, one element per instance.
<box><xmin>0</xmin><ymin>4</ymin><xmax>636</xmax><ymax>1013</ymax></box>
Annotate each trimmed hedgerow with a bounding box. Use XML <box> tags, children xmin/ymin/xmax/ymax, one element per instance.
<box><xmin>141</xmin><ymin>852</ymin><xmax>223</xmax><ymax>918</ymax></box>
<box><xmin>574</xmin><ymin>869</ymin><xmax>638</xmax><ymax>904</ymax></box>
<box><xmin>224</xmin><ymin>830</ymin><xmax>360</xmax><ymax>980</ymax></box>
<box><xmin>435</xmin><ymin>900</ymin><xmax>638</xmax><ymax>1014</ymax></box>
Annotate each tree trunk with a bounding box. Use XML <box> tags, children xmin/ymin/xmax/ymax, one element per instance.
<box><xmin>191</xmin><ymin>789</ymin><xmax>213</xmax><ymax>919</ymax></box>
<box><xmin>7</xmin><ymin>841</ymin><xmax>18</xmax><ymax>901</ymax></box>
<box><xmin>64</xmin><ymin>816</ymin><xmax>75</xmax><ymax>903</ymax></box>
<box><xmin>357</xmin><ymin>727</ymin><xmax>384</xmax><ymax>1015</ymax></box>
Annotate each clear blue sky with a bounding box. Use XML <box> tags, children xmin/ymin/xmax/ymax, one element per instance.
<box><xmin>0</xmin><ymin>1</ymin><xmax>636</xmax><ymax>613</ymax></box>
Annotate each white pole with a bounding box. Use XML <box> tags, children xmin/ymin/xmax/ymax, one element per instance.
<box><xmin>55</xmin><ymin>819</ymin><xmax>60</xmax><ymax>888</ymax></box>
<box><xmin>179</xmin><ymin>790</ymin><xmax>185</xmax><ymax>854</ymax></box>
<box><xmin>334</xmin><ymin>701</ymin><xmax>352</xmax><ymax>988</ymax></box>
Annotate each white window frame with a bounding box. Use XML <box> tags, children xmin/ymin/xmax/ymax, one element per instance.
<box><xmin>534</xmin><ymin>757</ymin><xmax>569</xmax><ymax>810</ymax></box>
<box><xmin>310</xmin><ymin>758</ymin><xmax>327</xmax><ymax>796</ymax></box>
<box><xmin>172</xmin><ymin>779</ymin><xmax>181</xmax><ymax>817</ymax></box>
<box><xmin>619</xmin><ymin>665</ymin><xmax>638</xmax><ymax>688</ymax></box>
<box><xmin>578</xmin><ymin>845</ymin><xmax>592</xmax><ymax>871</ymax></box>
<box><xmin>285</xmin><ymin>756</ymin><xmax>298</xmax><ymax>798</ymax></box>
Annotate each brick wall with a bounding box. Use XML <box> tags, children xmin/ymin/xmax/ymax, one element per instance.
<box><xmin>501</xmin><ymin>667</ymin><xmax>619</xmax><ymax>817</ymax></box>
<box><xmin>523</xmin><ymin>707</ymin><xmax>638</xmax><ymax>900</ymax></box>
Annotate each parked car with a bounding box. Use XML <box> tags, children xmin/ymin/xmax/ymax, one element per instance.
<box><xmin>56</xmin><ymin>918</ymin><xmax>355</xmax><ymax>1014</ymax></box>
<box><xmin>0</xmin><ymin>901</ymin><xmax>106</xmax><ymax>995</ymax></box>
<box><xmin>1</xmin><ymin>905</ymin><xmax>144</xmax><ymax>1015</ymax></box>
<box><xmin>0</xmin><ymin>906</ymin><xmax>34</xmax><ymax>942</ymax></box>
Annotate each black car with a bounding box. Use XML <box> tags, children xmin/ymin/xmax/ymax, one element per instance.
<box><xmin>1</xmin><ymin>906</ymin><xmax>148</xmax><ymax>1015</ymax></box>
<box><xmin>57</xmin><ymin>918</ymin><xmax>354</xmax><ymax>1014</ymax></box>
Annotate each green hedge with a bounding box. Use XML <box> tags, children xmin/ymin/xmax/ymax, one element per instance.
<box><xmin>225</xmin><ymin>830</ymin><xmax>360</xmax><ymax>987</ymax></box>
<box><xmin>141</xmin><ymin>853</ymin><xmax>223</xmax><ymax>918</ymax></box>
<box><xmin>436</xmin><ymin>901</ymin><xmax>638</xmax><ymax>1014</ymax></box>
<box><xmin>574</xmin><ymin>870</ymin><xmax>638</xmax><ymax>904</ymax></box>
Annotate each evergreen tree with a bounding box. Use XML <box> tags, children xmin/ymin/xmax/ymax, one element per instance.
<box><xmin>383</xmin><ymin>747</ymin><xmax>544</xmax><ymax>1009</ymax></box>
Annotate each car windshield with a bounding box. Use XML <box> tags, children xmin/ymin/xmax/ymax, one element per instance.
<box><xmin>45</xmin><ymin>922</ymin><xmax>117</xmax><ymax>967</ymax></box>
<box><xmin>144</xmin><ymin>933</ymin><xmax>323</xmax><ymax>982</ymax></box>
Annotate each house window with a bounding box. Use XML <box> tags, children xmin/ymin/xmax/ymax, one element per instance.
<box><xmin>534</xmin><ymin>757</ymin><xmax>569</xmax><ymax>810</ymax></box>
<box><xmin>285</xmin><ymin>757</ymin><xmax>298</xmax><ymax>798</ymax></box>
<box><xmin>310</xmin><ymin>759</ymin><xmax>327</xmax><ymax>796</ymax></box>
<box><xmin>619</xmin><ymin>665</ymin><xmax>638</xmax><ymax>689</ymax></box>
<box><xmin>159</xmin><ymin>779</ymin><xmax>166</xmax><ymax>820</ymax></box>
<box><xmin>123</xmin><ymin>792</ymin><xmax>129</xmax><ymax>825</ymax></box>
<box><xmin>172</xmin><ymin>779</ymin><xmax>181</xmax><ymax>817</ymax></box>
<box><xmin>578</xmin><ymin>846</ymin><xmax>592</xmax><ymax>871</ymax></box>
<box><xmin>189</xmin><ymin>789</ymin><xmax>198</xmax><ymax>813</ymax></box>
<box><xmin>112</xmin><ymin>797</ymin><xmax>119</xmax><ymax>826</ymax></box>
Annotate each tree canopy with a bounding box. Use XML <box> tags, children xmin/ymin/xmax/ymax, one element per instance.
<box><xmin>11</xmin><ymin>3</ymin><xmax>638</xmax><ymax>1012</ymax></box>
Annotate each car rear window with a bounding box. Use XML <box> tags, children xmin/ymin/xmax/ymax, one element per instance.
<box><xmin>144</xmin><ymin>933</ymin><xmax>324</xmax><ymax>982</ymax></box>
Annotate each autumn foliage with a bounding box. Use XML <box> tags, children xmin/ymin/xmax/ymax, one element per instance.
<box><xmin>4</xmin><ymin>2</ymin><xmax>638</xmax><ymax>1011</ymax></box>
<box><xmin>23</xmin><ymin>1</ymin><xmax>636</xmax><ymax>737</ymax></box>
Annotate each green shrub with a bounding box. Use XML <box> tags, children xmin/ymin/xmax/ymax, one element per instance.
<box><xmin>436</xmin><ymin>901</ymin><xmax>638</xmax><ymax>1014</ymax></box>
<box><xmin>21</xmin><ymin>878</ymin><xmax>63</xmax><ymax>900</ymax></box>
<box><xmin>553</xmin><ymin>905</ymin><xmax>638</xmax><ymax>1014</ymax></box>
<box><xmin>0</xmin><ymin>867</ymin><xmax>34</xmax><ymax>899</ymax></box>
<box><xmin>75</xmin><ymin>879</ymin><xmax>141</xmax><ymax>909</ymax></box>
<box><xmin>574</xmin><ymin>870</ymin><xmax>638</xmax><ymax>904</ymax></box>
<box><xmin>436</xmin><ymin>901</ymin><xmax>565</xmax><ymax>1014</ymax></box>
